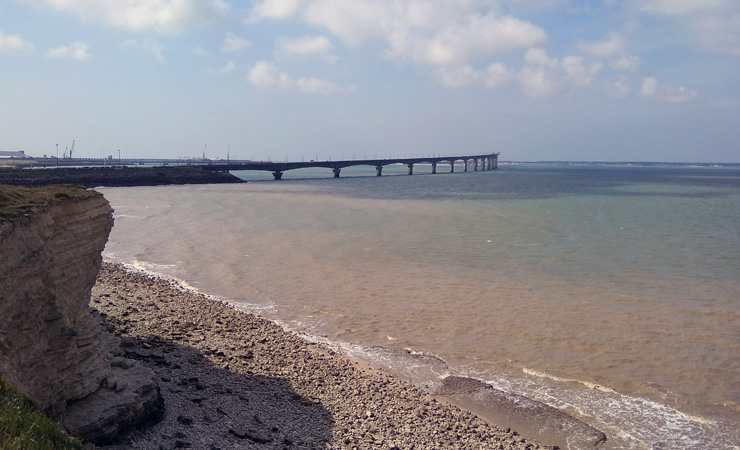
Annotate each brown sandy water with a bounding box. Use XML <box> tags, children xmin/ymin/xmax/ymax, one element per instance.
<box><xmin>100</xmin><ymin>165</ymin><xmax>740</xmax><ymax>449</ymax></box>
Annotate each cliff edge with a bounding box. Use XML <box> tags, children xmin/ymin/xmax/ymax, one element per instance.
<box><xmin>0</xmin><ymin>185</ymin><xmax>162</xmax><ymax>445</ymax></box>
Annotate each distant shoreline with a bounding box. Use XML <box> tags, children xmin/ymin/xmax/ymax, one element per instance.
<box><xmin>0</xmin><ymin>166</ymin><xmax>244</xmax><ymax>188</ymax></box>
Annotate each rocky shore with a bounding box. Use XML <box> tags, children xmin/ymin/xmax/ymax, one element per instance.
<box><xmin>92</xmin><ymin>262</ymin><xmax>554</xmax><ymax>450</ymax></box>
<box><xmin>0</xmin><ymin>166</ymin><xmax>243</xmax><ymax>188</ymax></box>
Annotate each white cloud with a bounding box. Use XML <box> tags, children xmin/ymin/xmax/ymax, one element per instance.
<box><xmin>249</xmin><ymin>61</ymin><xmax>291</xmax><ymax>88</ymax></box>
<box><xmin>222</xmin><ymin>32</ymin><xmax>251</xmax><ymax>54</ymax></box>
<box><xmin>641</xmin><ymin>77</ymin><xmax>698</xmax><ymax>102</ymax></box>
<box><xmin>436</xmin><ymin>48</ymin><xmax>602</xmax><ymax>96</ymax></box>
<box><xmin>524</xmin><ymin>47</ymin><xmax>558</xmax><ymax>67</ymax></box>
<box><xmin>36</xmin><ymin>0</ymin><xmax>229</xmax><ymax>34</ymax></box>
<box><xmin>484</xmin><ymin>63</ymin><xmax>516</xmax><ymax>88</ymax></box>
<box><xmin>694</xmin><ymin>13</ymin><xmax>740</xmax><ymax>56</ymax></box>
<box><xmin>293</xmin><ymin>77</ymin><xmax>355</xmax><ymax>94</ymax></box>
<box><xmin>249</xmin><ymin>0</ymin><xmax>303</xmax><ymax>20</ymax></box>
<box><xmin>0</xmin><ymin>31</ymin><xmax>34</xmax><ymax>52</ymax></box>
<box><xmin>562</xmin><ymin>56</ymin><xmax>602</xmax><ymax>85</ymax></box>
<box><xmin>304</xmin><ymin>0</ymin><xmax>390</xmax><ymax>47</ymax></box>
<box><xmin>47</xmin><ymin>41</ymin><xmax>90</xmax><ymax>60</ymax></box>
<box><xmin>436</xmin><ymin>65</ymin><xmax>483</xmax><ymax>87</ymax></box>
<box><xmin>436</xmin><ymin>63</ymin><xmax>515</xmax><ymax>88</ymax></box>
<box><xmin>610</xmin><ymin>55</ymin><xmax>640</xmax><ymax>71</ymax></box>
<box><xmin>577</xmin><ymin>32</ymin><xmax>625</xmax><ymax>57</ymax></box>
<box><xmin>577</xmin><ymin>32</ymin><xmax>640</xmax><ymax>71</ymax></box>
<box><xmin>639</xmin><ymin>0</ymin><xmax>740</xmax><ymax>56</ymax></box>
<box><xmin>517</xmin><ymin>48</ymin><xmax>602</xmax><ymax>98</ymax></box>
<box><xmin>193</xmin><ymin>46</ymin><xmax>207</xmax><ymax>57</ymax></box>
<box><xmin>518</xmin><ymin>65</ymin><xmax>563</xmax><ymax>98</ymax></box>
<box><xmin>247</xmin><ymin>61</ymin><xmax>356</xmax><ymax>94</ymax></box>
<box><xmin>519</xmin><ymin>48</ymin><xmax>565</xmax><ymax>98</ymax></box>
<box><xmin>640</xmin><ymin>0</ymin><xmax>731</xmax><ymax>16</ymax></box>
<box><xmin>121</xmin><ymin>39</ymin><xmax>165</xmax><ymax>63</ymax></box>
<box><xmin>300</xmin><ymin>0</ymin><xmax>546</xmax><ymax>65</ymax></box>
<box><xmin>384</xmin><ymin>14</ymin><xmax>546</xmax><ymax>66</ymax></box>
<box><xmin>604</xmin><ymin>78</ymin><xmax>632</xmax><ymax>98</ymax></box>
<box><xmin>208</xmin><ymin>60</ymin><xmax>235</xmax><ymax>74</ymax></box>
<box><xmin>278</xmin><ymin>35</ymin><xmax>332</xmax><ymax>55</ymax></box>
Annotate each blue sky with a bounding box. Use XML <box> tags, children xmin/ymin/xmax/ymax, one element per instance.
<box><xmin>1</xmin><ymin>0</ymin><xmax>739</xmax><ymax>162</ymax></box>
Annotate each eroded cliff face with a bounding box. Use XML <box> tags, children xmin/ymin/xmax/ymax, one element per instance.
<box><xmin>0</xmin><ymin>191</ymin><xmax>113</xmax><ymax>413</ymax></box>
<box><xmin>0</xmin><ymin>187</ymin><xmax>162</xmax><ymax>444</ymax></box>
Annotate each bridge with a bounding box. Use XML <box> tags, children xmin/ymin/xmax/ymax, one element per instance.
<box><xmin>23</xmin><ymin>153</ymin><xmax>499</xmax><ymax>180</ymax></box>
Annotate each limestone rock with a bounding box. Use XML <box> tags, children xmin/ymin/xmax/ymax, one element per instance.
<box><xmin>0</xmin><ymin>187</ymin><xmax>164</xmax><ymax>445</ymax></box>
<box><xmin>62</xmin><ymin>360</ymin><xmax>163</xmax><ymax>445</ymax></box>
<box><xmin>0</xmin><ymin>190</ymin><xmax>113</xmax><ymax>414</ymax></box>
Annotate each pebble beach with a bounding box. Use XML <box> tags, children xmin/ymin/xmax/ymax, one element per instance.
<box><xmin>91</xmin><ymin>262</ymin><xmax>553</xmax><ymax>450</ymax></box>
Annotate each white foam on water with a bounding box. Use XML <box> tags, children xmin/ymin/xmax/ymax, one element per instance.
<box><xmin>129</xmin><ymin>260</ymin><xmax>202</xmax><ymax>293</ymax></box>
<box><xmin>102</xmin><ymin>258</ymin><xmax>279</xmax><ymax>315</ymax></box>
<box><xmin>482</xmin><ymin>366</ymin><xmax>735</xmax><ymax>450</ymax></box>
<box><xmin>522</xmin><ymin>367</ymin><xmax>621</xmax><ymax>395</ymax></box>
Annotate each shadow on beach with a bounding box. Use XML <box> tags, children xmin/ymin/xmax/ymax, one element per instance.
<box><xmin>96</xmin><ymin>331</ymin><xmax>334</xmax><ymax>449</ymax></box>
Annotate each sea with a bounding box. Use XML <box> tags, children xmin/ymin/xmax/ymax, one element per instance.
<box><xmin>99</xmin><ymin>163</ymin><xmax>740</xmax><ymax>449</ymax></box>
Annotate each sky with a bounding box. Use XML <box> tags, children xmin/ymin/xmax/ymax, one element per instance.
<box><xmin>1</xmin><ymin>0</ymin><xmax>739</xmax><ymax>163</ymax></box>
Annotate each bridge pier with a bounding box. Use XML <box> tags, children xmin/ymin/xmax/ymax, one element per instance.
<box><xmin>464</xmin><ymin>159</ymin><xmax>468</xmax><ymax>172</ymax></box>
<box><xmin>432</xmin><ymin>162</ymin><xmax>437</xmax><ymax>174</ymax></box>
<box><xmin>332</xmin><ymin>167</ymin><xmax>341</xmax><ymax>178</ymax></box>
<box><xmin>450</xmin><ymin>162</ymin><xmax>455</xmax><ymax>173</ymax></box>
<box><xmin>376</xmin><ymin>165</ymin><xmax>383</xmax><ymax>176</ymax></box>
<box><xmin>407</xmin><ymin>163</ymin><xmax>414</xmax><ymax>175</ymax></box>
<box><xmin>474</xmin><ymin>159</ymin><xmax>479</xmax><ymax>171</ymax></box>
<box><xmin>272</xmin><ymin>171</ymin><xmax>283</xmax><ymax>180</ymax></box>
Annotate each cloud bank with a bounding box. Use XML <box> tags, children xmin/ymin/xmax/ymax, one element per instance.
<box><xmin>16</xmin><ymin>0</ymin><xmax>715</xmax><ymax>102</ymax></box>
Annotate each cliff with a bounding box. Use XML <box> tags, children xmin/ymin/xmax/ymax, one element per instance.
<box><xmin>0</xmin><ymin>185</ymin><xmax>162</xmax><ymax>444</ymax></box>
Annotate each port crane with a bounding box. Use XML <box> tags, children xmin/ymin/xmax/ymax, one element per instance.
<box><xmin>64</xmin><ymin>139</ymin><xmax>75</xmax><ymax>158</ymax></box>
<box><xmin>62</xmin><ymin>139</ymin><xmax>75</xmax><ymax>159</ymax></box>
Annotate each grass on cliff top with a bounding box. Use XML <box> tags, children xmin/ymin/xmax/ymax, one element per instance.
<box><xmin>0</xmin><ymin>377</ymin><xmax>82</xmax><ymax>450</ymax></box>
<box><xmin>0</xmin><ymin>184</ymin><xmax>96</xmax><ymax>221</ymax></box>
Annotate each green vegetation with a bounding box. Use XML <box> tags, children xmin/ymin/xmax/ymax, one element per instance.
<box><xmin>0</xmin><ymin>184</ymin><xmax>96</xmax><ymax>221</ymax></box>
<box><xmin>0</xmin><ymin>376</ymin><xmax>82</xmax><ymax>450</ymax></box>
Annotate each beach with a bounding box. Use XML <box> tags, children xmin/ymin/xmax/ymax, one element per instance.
<box><xmin>92</xmin><ymin>262</ymin><xmax>556</xmax><ymax>449</ymax></box>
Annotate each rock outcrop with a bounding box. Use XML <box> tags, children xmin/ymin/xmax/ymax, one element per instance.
<box><xmin>0</xmin><ymin>185</ymin><xmax>162</xmax><ymax>444</ymax></box>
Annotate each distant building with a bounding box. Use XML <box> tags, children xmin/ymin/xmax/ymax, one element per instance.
<box><xmin>0</xmin><ymin>151</ymin><xmax>26</xmax><ymax>158</ymax></box>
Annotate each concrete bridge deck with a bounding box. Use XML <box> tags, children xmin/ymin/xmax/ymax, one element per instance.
<box><xmin>22</xmin><ymin>153</ymin><xmax>499</xmax><ymax>180</ymax></box>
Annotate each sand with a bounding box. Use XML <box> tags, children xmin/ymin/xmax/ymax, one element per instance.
<box><xmin>91</xmin><ymin>262</ymin><xmax>557</xmax><ymax>449</ymax></box>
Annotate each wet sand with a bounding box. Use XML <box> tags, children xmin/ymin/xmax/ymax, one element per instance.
<box><xmin>92</xmin><ymin>262</ymin><xmax>559</xmax><ymax>449</ymax></box>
